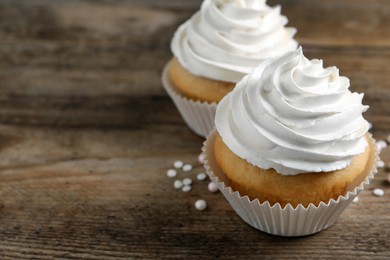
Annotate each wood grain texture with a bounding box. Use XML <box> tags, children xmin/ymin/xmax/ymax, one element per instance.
<box><xmin>0</xmin><ymin>0</ymin><xmax>388</xmax><ymax>259</ymax></box>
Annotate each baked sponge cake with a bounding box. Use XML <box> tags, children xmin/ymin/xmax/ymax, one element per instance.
<box><xmin>214</xmin><ymin>47</ymin><xmax>376</xmax><ymax>208</ymax></box>
<box><xmin>214</xmin><ymin>133</ymin><xmax>374</xmax><ymax>208</ymax></box>
<box><xmin>168</xmin><ymin>58</ymin><xmax>235</xmax><ymax>103</ymax></box>
<box><xmin>169</xmin><ymin>0</ymin><xmax>298</xmax><ymax>103</ymax></box>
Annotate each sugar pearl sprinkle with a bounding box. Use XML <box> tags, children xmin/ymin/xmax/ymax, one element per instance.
<box><xmin>195</xmin><ymin>199</ymin><xmax>207</xmax><ymax>211</ymax></box>
<box><xmin>166</xmin><ymin>169</ymin><xmax>177</xmax><ymax>178</ymax></box>
<box><xmin>197</xmin><ymin>173</ymin><xmax>207</xmax><ymax>181</ymax></box>
<box><xmin>173</xmin><ymin>160</ymin><xmax>184</xmax><ymax>169</ymax></box>
<box><xmin>198</xmin><ymin>153</ymin><xmax>205</xmax><ymax>164</ymax></box>
<box><xmin>377</xmin><ymin>140</ymin><xmax>387</xmax><ymax>150</ymax></box>
<box><xmin>377</xmin><ymin>160</ymin><xmax>385</xmax><ymax>168</ymax></box>
<box><xmin>174</xmin><ymin>180</ymin><xmax>183</xmax><ymax>189</ymax></box>
<box><xmin>182</xmin><ymin>178</ymin><xmax>192</xmax><ymax>186</ymax></box>
<box><xmin>182</xmin><ymin>185</ymin><xmax>192</xmax><ymax>192</ymax></box>
<box><xmin>353</xmin><ymin>197</ymin><xmax>359</xmax><ymax>203</ymax></box>
<box><xmin>182</xmin><ymin>164</ymin><xmax>193</xmax><ymax>172</ymax></box>
<box><xmin>372</xmin><ymin>188</ymin><xmax>384</xmax><ymax>197</ymax></box>
<box><xmin>208</xmin><ymin>182</ymin><xmax>219</xmax><ymax>193</ymax></box>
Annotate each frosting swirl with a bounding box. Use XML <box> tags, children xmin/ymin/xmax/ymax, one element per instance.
<box><xmin>215</xmin><ymin>48</ymin><xmax>370</xmax><ymax>175</ymax></box>
<box><xmin>171</xmin><ymin>0</ymin><xmax>298</xmax><ymax>83</ymax></box>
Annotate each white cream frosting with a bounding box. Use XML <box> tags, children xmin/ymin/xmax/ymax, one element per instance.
<box><xmin>215</xmin><ymin>48</ymin><xmax>370</xmax><ymax>175</ymax></box>
<box><xmin>171</xmin><ymin>0</ymin><xmax>298</xmax><ymax>83</ymax></box>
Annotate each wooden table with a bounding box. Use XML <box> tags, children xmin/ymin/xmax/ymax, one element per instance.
<box><xmin>0</xmin><ymin>0</ymin><xmax>389</xmax><ymax>258</ymax></box>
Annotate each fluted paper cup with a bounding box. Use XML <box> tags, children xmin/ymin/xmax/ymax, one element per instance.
<box><xmin>161</xmin><ymin>62</ymin><xmax>217</xmax><ymax>137</ymax></box>
<box><xmin>202</xmin><ymin>129</ymin><xmax>378</xmax><ymax>237</ymax></box>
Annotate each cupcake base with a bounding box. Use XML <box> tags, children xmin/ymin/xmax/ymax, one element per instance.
<box><xmin>168</xmin><ymin>58</ymin><xmax>235</xmax><ymax>103</ymax></box>
<box><xmin>214</xmin><ymin>132</ymin><xmax>374</xmax><ymax>208</ymax></box>
<box><xmin>162</xmin><ymin>62</ymin><xmax>217</xmax><ymax>137</ymax></box>
<box><xmin>202</xmin><ymin>129</ymin><xmax>378</xmax><ymax>237</ymax></box>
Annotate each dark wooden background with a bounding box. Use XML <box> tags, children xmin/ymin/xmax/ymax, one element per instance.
<box><xmin>0</xmin><ymin>0</ymin><xmax>389</xmax><ymax>258</ymax></box>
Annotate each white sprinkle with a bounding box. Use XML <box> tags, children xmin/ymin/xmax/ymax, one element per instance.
<box><xmin>174</xmin><ymin>160</ymin><xmax>183</xmax><ymax>169</ymax></box>
<box><xmin>198</xmin><ymin>153</ymin><xmax>205</xmax><ymax>164</ymax></box>
<box><xmin>174</xmin><ymin>180</ymin><xmax>183</xmax><ymax>189</ymax></box>
<box><xmin>182</xmin><ymin>178</ymin><xmax>192</xmax><ymax>186</ymax></box>
<box><xmin>387</xmin><ymin>134</ymin><xmax>390</xmax><ymax>143</ymax></box>
<box><xmin>208</xmin><ymin>182</ymin><xmax>219</xmax><ymax>193</ymax></box>
<box><xmin>166</xmin><ymin>169</ymin><xmax>177</xmax><ymax>178</ymax></box>
<box><xmin>197</xmin><ymin>173</ymin><xmax>207</xmax><ymax>181</ymax></box>
<box><xmin>368</xmin><ymin>122</ymin><xmax>372</xmax><ymax>129</ymax></box>
<box><xmin>377</xmin><ymin>160</ymin><xmax>385</xmax><ymax>168</ymax></box>
<box><xmin>183</xmin><ymin>164</ymin><xmax>193</xmax><ymax>172</ymax></box>
<box><xmin>372</xmin><ymin>188</ymin><xmax>384</xmax><ymax>197</ymax></box>
<box><xmin>352</xmin><ymin>196</ymin><xmax>359</xmax><ymax>203</ymax></box>
<box><xmin>182</xmin><ymin>185</ymin><xmax>192</xmax><ymax>192</ymax></box>
<box><xmin>377</xmin><ymin>140</ymin><xmax>387</xmax><ymax>150</ymax></box>
<box><xmin>195</xmin><ymin>199</ymin><xmax>207</xmax><ymax>211</ymax></box>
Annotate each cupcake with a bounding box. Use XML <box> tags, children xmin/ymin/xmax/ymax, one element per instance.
<box><xmin>203</xmin><ymin>47</ymin><xmax>378</xmax><ymax>236</ymax></box>
<box><xmin>162</xmin><ymin>0</ymin><xmax>298</xmax><ymax>137</ymax></box>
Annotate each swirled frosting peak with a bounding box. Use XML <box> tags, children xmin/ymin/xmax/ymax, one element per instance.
<box><xmin>215</xmin><ymin>47</ymin><xmax>370</xmax><ymax>175</ymax></box>
<box><xmin>171</xmin><ymin>0</ymin><xmax>298</xmax><ymax>83</ymax></box>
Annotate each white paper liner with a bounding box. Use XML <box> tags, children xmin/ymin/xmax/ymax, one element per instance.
<box><xmin>161</xmin><ymin>62</ymin><xmax>218</xmax><ymax>137</ymax></box>
<box><xmin>202</xmin><ymin>129</ymin><xmax>379</xmax><ymax>237</ymax></box>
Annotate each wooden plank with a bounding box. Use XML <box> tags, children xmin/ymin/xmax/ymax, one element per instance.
<box><xmin>0</xmin><ymin>122</ymin><xmax>388</xmax><ymax>258</ymax></box>
<box><xmin>0</xmin><ymin>49</ymin><xmax>388</xmax><ymax>129</ymax></box>
<box><xmin>274</xmin><ymin>0</ymin><xmax>390</xmax><ymax>47</ymax></box>
<box><xmin>0</xmin><ymin>1</ymin><xmax>388</xmax><ymax>99</ymax></box>
<box><xmin>0</xmin><ymin>0</ymin><xmax>388</xmax><ymax>258</ymax></box>
<box><xmin>0</xmin><ymin>0</ymin><xmax>387</xmax><ymax>47</ymax></box>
